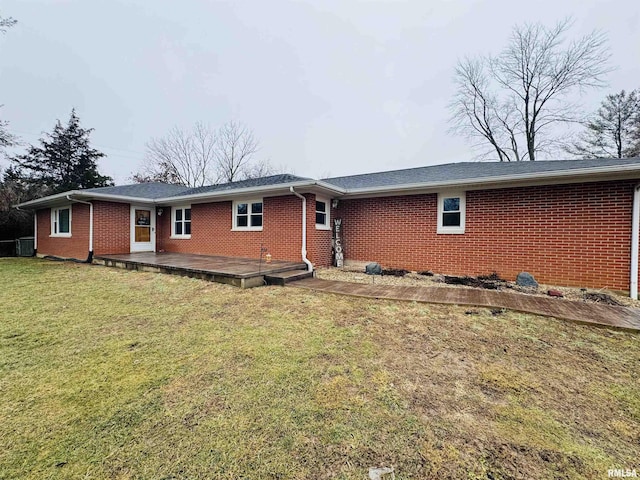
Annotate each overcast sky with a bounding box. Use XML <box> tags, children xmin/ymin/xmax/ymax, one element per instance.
<box><xmin>1</xmin><ymin>0</ymin><xmax>639</xmax><ymax>185</ymax></box>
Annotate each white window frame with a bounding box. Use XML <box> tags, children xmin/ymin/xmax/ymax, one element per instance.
<box><xmin>50</xmin><ymin>206</ymin><xmax>72</xmax><ymax>237</ymax></box>
<box><xmin>232</xmin><ymin>199</ymin><xmax>263</xmax><ymax>231</ymax></box>
<box><xmin>437</xmin><ymin>192</ymin><xmax>466</xmax><ymax>234</ymax></box>
<box><xmin>170</xmin><ymin>205</ymin><xmax>192</xmax><ymax>239</ymax></box>
<box><xmin>315</xmin><ymin>197</ymin><xmax>331</xmax><ymax>230</ymax></box>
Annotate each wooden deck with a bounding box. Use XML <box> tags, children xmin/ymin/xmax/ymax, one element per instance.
<box><xmin>94</xmin><ymin>252</ymin><xmax>309</xmax><ymax>288</ymax></box>
<box><xmin>291</xmin><ymin>278</ymin><xmax>640</xmax><ymax>331</ymax></box>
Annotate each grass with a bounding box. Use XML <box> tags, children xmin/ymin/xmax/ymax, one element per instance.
<box><xmin>0</xmin><ymin>258</ymin><xmax>638</xmax><ymax>479</ymax></box>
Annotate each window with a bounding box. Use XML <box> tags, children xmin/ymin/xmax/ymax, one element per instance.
<box><xmin>233</xmin><ymin>200</ymin><xmax>263</xmax><ymax>230</ymax></box>
<box><xmin>437</xmin><ymin>192</ymin><xmax>465</xmax><ymax>234</ymax></box>
<box><xmin>51</xmin><ymin>206</ymin><xmax>71</xmax><ymax>237</ymax></box>
<box><xmin>171</xmin><ymin>206</ymin><xmax>191</xmax><ymax>238</ymax></box>
<box><xmin>315</xmin><ymin>198</ymin><xmax>330</xmax><ymax>230</ymax></box>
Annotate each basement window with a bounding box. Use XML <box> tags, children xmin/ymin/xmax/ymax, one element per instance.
<box><xmin>315</xmin><ymin>198</ymin><xmax>330</xmax><ymax>230</ymax></box>
<box><xmin>437</xmin><ymin>192</ymin><xmax>465</xmax><ymax>234</ymax></box>
<box><xmin>171</xmin><ymin>206</ymin><xmax>191</xmax><ymax>238</ymax></box>
<box><xmin>51</xmin><ymin>206</ymin><xmax>72</xmax><ymax>237</ymax></box>
<box><xmin>233</xmin><ymin>200</ymin><xmax>263</xmax><ymax>231</ymax></box>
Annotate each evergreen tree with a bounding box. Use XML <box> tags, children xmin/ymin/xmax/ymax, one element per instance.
<box><xmin>567</xmin><ymin>89</ymin><xmax>640</xmax><ymax>158</ymax></box>
<box><xmin>9</xmin><ymin>109</ymin><xmax>113</xmax><ymax>194</ymax></box>
<box><xmin>0</xmin><ymin>169</ymin><xmax>32</xmax><ymax>240</ymax></box>
<box><xmin>0</xmin><ymin>114</ymin><xmax>17</xmax><ymax>156</ymax></box>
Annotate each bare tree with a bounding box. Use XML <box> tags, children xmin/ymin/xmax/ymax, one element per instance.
<box><xmin>137</xmin><ymin>122</ymin><xmax>217</xmax><ymax>187</ymax></box>
<box><xmin>566</xmin><ymin>89</ymin><xmax>640</xmax><ymax>158</ymax></box>
<box><xmin>243</xmin><ymin>158</ymin><xmax>277</xmax><ymax>179</ymax></box>
<box><xmin>214</xmin><ymin>121</ymin><xmax>259</xmax><ymax>182</ymax></box>
<box><xmin>450</xmin><ymin>19</ymin><xmax>611</xmax><ymax>161</ymax></box>
<box><xmin>134</xmin><ymin>121</ymin><xmax>280</xmax><ymax>186</ymax></box>
<box><xmin>0</xmin><ymin>114</ymin><xmax>17</xmax><ymax>155</ymax></box>
<box><xmin>0</xmin><ymin>14</ymin><xmax>17</xmax><ymax>159</ymax></box>
<box><xmin>0</xmin><ymin>13</ymin><xmax>17</xmax><ymax>33</ymax></box>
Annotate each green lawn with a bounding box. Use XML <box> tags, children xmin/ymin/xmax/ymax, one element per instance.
<box><xmin>0</xmin><ymin>258</ymin><xmax>638</xmax><ymax>479</ymax></box>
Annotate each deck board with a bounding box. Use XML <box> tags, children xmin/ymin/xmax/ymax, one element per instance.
<box><xmin>290</xmin><ymin>278</ymin><xmax>640</xmax><ymax>331</ymax></box>
<box><xmin>95</xmin><ymin>252</ymin><xmax>307</xmax><ymax>286</ymax></box>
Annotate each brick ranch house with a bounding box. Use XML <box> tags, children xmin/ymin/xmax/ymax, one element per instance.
<box><xmin>15</xmin><ymin>157</ymin><xmax>640</xmax><ymax>297</ymax></box>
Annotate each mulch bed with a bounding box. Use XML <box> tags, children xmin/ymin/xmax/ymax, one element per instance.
<box><xmin>443</xmin><ymin>273</ymin><xmax>508</xmax><ymax>290</ymax></box>
<box><xmin>382</xmin><ymin>269</ymin><xmax>410</xmax><ymax>277</ymax></box>
<box><xmin>582</xmin><ymin>292</ymin><xmax>623</xmax><ymax>306</ymax></box>
<box><xmin>439</xmin><ymin>273</ymin><xmax>625</xmax><ymax>305</ymax></box>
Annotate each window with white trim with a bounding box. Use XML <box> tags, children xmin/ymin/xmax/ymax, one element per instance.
<box><xmin>51</xmin><ymin>206</ymin><xmax>72</xmax><ymax>237</ymax></box>
<box><xmin>437</xmin><ymin>192</ymin><xmax>465</xmax><ymax>234</ymax></box>
<box><xmin>315</xmin><ymin>198</ymin><xmax>330</xmax><ymax>230</ymax></box>
<box><xmin>233</xmin><ymin>200</ymin><xmax>263</xmax><ymax>230</ymax></box>
<box><xmin>171</xmin><ymin>206</ymin><xmax>191</xmax><ymax>238</ymax></box>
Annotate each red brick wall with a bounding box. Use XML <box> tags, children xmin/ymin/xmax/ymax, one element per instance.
<box><xmin>158</xmin><ymin>194</ymin><xmax>328</xmax><ymax>264</ymax></box>
<box><xmin>336</xmin><ymin>180</ymin><xmax>636</xmax><ymax>291</ymax></box>
<box><xmin>307</xmin><ymin>196</ymin><xmax>335</xmax><ymax>268</ymax></box>
<box><xmin>36</xmin><ymin>204</ymin><xmax>90</xmax><ymax>260</ymax></box>
<box><xmin>93</xmin><ymin>201</ymin><xmax>130</xmax><ymax>255</ymax></box>
<box><xmin>37</xmin><ymin>201</ymin><xmax>132</xmax><ymax>259</ymax></box>
<box><xmin>34</xmin><ymin>182</ymin><xmax>638</xmax><ymax>290</ymax></box>
<box><xmin>35</xmin><ymin>196</ymin><xmax>335</xmax><ymax>265</ymax></box>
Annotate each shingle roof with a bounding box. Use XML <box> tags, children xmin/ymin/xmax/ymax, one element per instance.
<box><xmin>17</xmin><ymin>158</ymin><xmax>640</xmax><ymax>210</ymax></box>
<box><xmin>85</xmin><ymin>182</ymin><xmax>190</xmax><ymax>199</ymax></box>
<box><xmin>176</xmin><ymin>174</ymin><xmax>312</xmax><ymax>196</ymax></box>
<box><xmin>322</xmin><ymin>158</ymin><xmax>640</xmax><ymax>190</ymax></box>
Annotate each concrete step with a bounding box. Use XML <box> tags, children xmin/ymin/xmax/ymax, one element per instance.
<box><xmin>264</xmin><ymin>269</ymin><xmax>314</xmax><ymax>286</ymax></box>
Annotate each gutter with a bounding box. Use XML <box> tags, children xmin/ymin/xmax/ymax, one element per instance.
<box><xmin>67</xmin><ymin>195</ymin><xmax>94</xmax><ymax>263</ymax></box>
<box><xmin>14</xmin><ymin>181</ymin><xmax>346</xmax><ymax>209</ymax></box>
<box><xmin>338</xmin><ymin>164</ymin><xmax>640</xmax><ymax>198</ymax></box>
<box><xmin>15</xmin><ymin>190</ymin><xmax>155</xmax><ymax>209</ymax></box>
<box><xmin>155</xmin><ymin>180</ymin><xmax>346</xmax><ymax>204</ymax></box>
<box><xmin>631</xmin><ymin>184</ymin><xmax>640</xmax><ymax>299</ymax></box>
<box><xmin>289</xmin><ymin>186</ymin><xmax>313</xmax><ymax>272</ymax></box>
<box><xmin>16</xmin><ymin>164</ymin><xmax>640</xmax><ymax>209</ymax></box>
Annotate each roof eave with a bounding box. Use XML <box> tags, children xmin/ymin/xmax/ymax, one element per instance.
<box><xmin>156</xmin><ymin>180</ymin><xmax>346</xmax><ymax>203</ymax></box>
<box><xmin>15</xmin><ymin>190</ymin><xmax>84</xmax><ymax>209</ymax></box>
<box><xmin>337</xmin><ymin>164</ymin><xmax>640</xmax><ymax>198</ymax></box>
<box><xmin>15</xmin><ymin>190</ymin><xmax>156</xmax><ymax>209</ymax></box>
<box><xmin>78</xmin><ymin>191</ymin><xmax>157</xmax><ymax>204</ymax></box>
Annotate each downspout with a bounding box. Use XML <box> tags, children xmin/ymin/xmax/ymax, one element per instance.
<box><xmin>67</xmin><ymin>196</ymin><xmax>94</xmax><ymax>263</ymax></box>
<box><xmin>289</xmin><ymin>186</ymin><xmax>313</xmax><ymax>272</ymax></box>
<box><xmin>631</xmin><ymin>184</ymin><xmax>640</xmax><ymax>299</ymax></box>
<box><xmin>33</xmin><ymin>209</ymin><xmax>37</xmax><ymax>256</ymax></box>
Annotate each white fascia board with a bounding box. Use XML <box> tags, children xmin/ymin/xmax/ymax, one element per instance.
<box><xmin>338</xmin><ymin>164</ymin><xmax>640</xmax><ymax>198</ymax></box>
<box><xmin>15</xmin><ymin>191</ymin><xmax>155</xmax><ymax>209</ymax></box>
<box><xmin>15</xmin><ymin>191</ymin><xmax>84</xmax><ymax>209</ymax></box>
<box><xmin>15</xmin><ymin>182</ymin><xmax>346</xmax><ymax>209</ymax></box>
<box><xmin>75</xmin><ymin>192</ymin><xmax>156</xmax><ymax>204</ymax></box>
<box><xmin>17</xmin><ymin>163</ymin><xmax>640</xmax><ymax>208</ymax></box>
<box><xmin>156</xmin><ymin>180</ymin><xmax>346</xmax><ymax>204</ymax></box>
<box><xmin>314</xmin><ymin>180</ymin><xmax>347</xmax><ymax>194</ymax></box>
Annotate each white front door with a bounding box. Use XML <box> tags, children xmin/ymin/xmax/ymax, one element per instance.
<box><xmin>130</xmin><ymin>205</ymin><xmax>156</xmax><ymax>252</ymax></box>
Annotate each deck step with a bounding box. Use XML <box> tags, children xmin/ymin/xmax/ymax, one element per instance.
<box><xmin>264</xmin><ymin>269</ymin><xmax>314</xmax><ymax>286</ymax></box>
